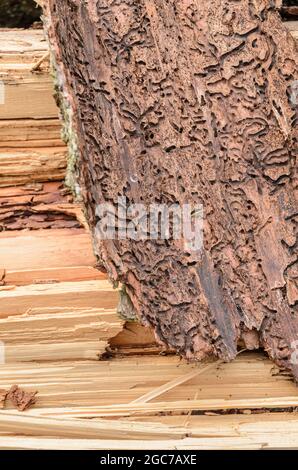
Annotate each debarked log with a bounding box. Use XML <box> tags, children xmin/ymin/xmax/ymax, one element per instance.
<box><xmin>44</xmin><ymin>1</ymin><xmax>298</xmax><ymax>378</ymax></box>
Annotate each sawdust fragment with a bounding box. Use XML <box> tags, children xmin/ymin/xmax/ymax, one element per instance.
<box><xmin>7</xmin><ymin>385</ymin><xmax>38</xmax><ymax>411</ymax></box>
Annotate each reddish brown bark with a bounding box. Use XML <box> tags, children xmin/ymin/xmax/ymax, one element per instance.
<box><xmin>7</xmin><ymin>385</ymin><xmax>37</xmax><ymax>411</ymax></box>
<box><xmin>45</xmin><ymin>1</ymin><xmax>298</xmax><ymax>378</ymax></box>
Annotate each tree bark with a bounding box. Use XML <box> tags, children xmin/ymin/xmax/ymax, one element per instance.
<box><xmin>44</xmin><ymin>1</ymin><xmax>298</xmax><ymax>378</ymax></box>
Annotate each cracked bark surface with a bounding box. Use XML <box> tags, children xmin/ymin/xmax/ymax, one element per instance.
<box><xmin>44</xmin><ymin>1</ymin><xmax>298</xmax><ymax>378</ymax></box>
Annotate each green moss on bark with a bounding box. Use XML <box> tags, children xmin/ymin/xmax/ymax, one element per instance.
<box><xmin>117</xmin><ymin>285</ymin><xmax>138</xmax><ymax>322</ymax></box>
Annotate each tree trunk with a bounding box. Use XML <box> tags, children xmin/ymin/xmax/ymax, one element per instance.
<box><xmin>44</xmin><ymin>1</ymin><xmax>298</xmax><ymax>378</ymax></box>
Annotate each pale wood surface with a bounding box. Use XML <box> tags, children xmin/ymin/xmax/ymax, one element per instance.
<box><xmin>0</xmin><ymin>279</ymin><xmax>119</xmax><ymax>317</ymax></box>
<box><xmin>0</xmin><ymin>76</ymin><xmax>58</xmax><ymax>120</ymax></box>
<box><xmin>2</xmin><ymin>412</ymin><xmax>298</xmax><ymax>449</ymax></box>
<box><xmin>0</xmin><ymin>119</ymin><xmax>63</xmax><ymax>148</ymax></box>
<box><xmin>0</xmin><ymin>148</ymin><xmax>67</xmax><ymax>187</ymax></box>
<box><xmin>0</xmin><ymin>354</ymin><xmax>297</xmax><ymax>448</ymax></box>
<box><xmin>0</xmin><ymin>29</ymin><xmax>65</xmax><ymax>191</ymax></box>
<box><xmin>0</xmin><ymin>23</ymin><xmax>297</xmax><ymax>450</ymax></box>
<box><xmin>0</xmin><ymin>30</ymin><xmax>57</xmax><ymax>120</ymax></box>
<box><xmin>0</xmin><ymin>228</ymin><xmax>96</xmax><ymax>274</ymax></box>
<box><xmin>0</xmin><ymin>354</ymin><xmax>296</xmax><ymax>411</ymax></box>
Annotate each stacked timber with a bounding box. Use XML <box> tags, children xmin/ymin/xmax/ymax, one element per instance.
<box><xmin>0</xmin><ymin>353</ymin><xmax>298</xmax><ymax>449</ymax></box>
<box><xmin>0</xmin><ymin>184</ymin><xmax>123</xmax><ymax>361</ymax></box>
<box><xmin>0</xmin><ymin>29</ymin><xmax>66</xmax><ymax>187</ymax></box>
<box><xmin>0</xmin><ymin>23</ymin><xmax>298</xmax><ymax>450</ymax></box>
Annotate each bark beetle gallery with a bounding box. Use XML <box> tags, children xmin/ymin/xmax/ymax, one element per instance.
<box><xmin>44</xmin><ymin>1</ymin><xmax>298</xmax><ymax>378</ymax></box>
